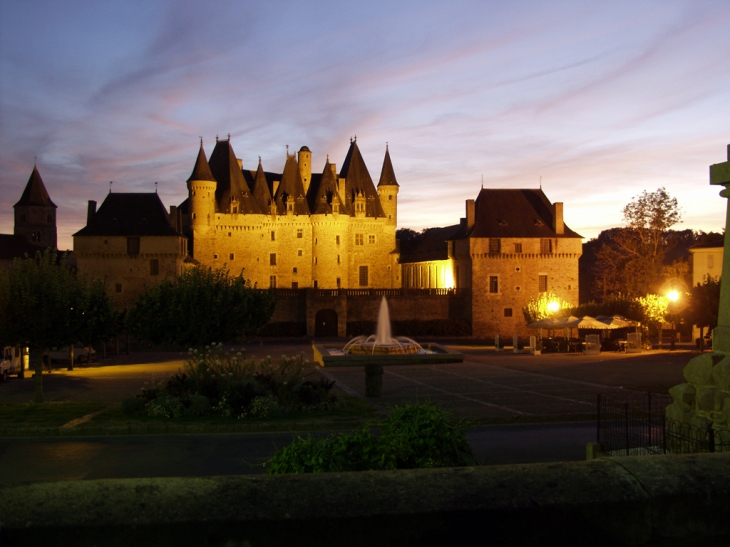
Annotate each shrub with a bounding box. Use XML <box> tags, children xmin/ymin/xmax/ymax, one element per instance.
<box><xmin>265</xmin><ymin>403</ymin><xmax>476</xmax><ymax>474</ymax></box>
<box><xmin>183</xmin><ymin>394</ymin><xmax>212</xmax><ymax>418</ymax></box>
<box><xmin>145</xmin><ymin>395</ymin><xmax>184</xmax><ymax>418</ymax></box>
<box><xmin>121</xmin><ymin>395</ymin><xmax>146</xmax><ymax>415</ymax></box>
<box><xmin>248</xmin><ymin>395</ymin><xmax>281</xmax><ymax>418</ymax></box>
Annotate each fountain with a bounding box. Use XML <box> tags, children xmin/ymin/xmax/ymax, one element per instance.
<box><xmin>312</xmin><ymin>297</ymin><xmax>464</xmax><ymax>366</ymax></box>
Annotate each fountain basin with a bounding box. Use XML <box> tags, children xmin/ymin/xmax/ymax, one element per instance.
<box><xmin>312</xmin><ymin>343</ymin><xmax>464</xmax><ymax>367</ymax></box>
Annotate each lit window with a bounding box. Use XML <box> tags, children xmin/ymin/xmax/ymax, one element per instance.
<box><xmin>539</xmin><ymin>275</ymin><xmax>548</xmax><ymax>292</ymax></box>
<box><xmin>359</xmin><ymin>266</ymin><xmax>369</xmax><ymax>287</ymax></box>
<box><xmin>540</xmin><ymin>239</ymin><xmax>552</xmax><ymax>254</ymax></box>
<box><xmin>489</xmin><ymin>239</ymin><xmax>500</xmax><ymax>254</ymax></box>
<box><xmin>355</xmin><ymin>234</ymin><xmax>364</xmax><ymax>245</ymax></box>
<box><xmin>489</xmin><ymin>276</ymin><xmax>499</xmax><ymax>293</ymax></box>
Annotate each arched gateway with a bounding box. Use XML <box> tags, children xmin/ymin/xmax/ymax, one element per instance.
<box><xmin>314</xmin><ymin>309</ymin><xmax>338</xmax><ymax>337</ymax></box>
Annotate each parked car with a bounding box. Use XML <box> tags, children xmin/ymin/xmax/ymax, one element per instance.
<box><xmin>45</xmin><ymin>343</ymin><xmax>97</xmax><ymax>364</ymax></box>
<box><xmin>1</xmin><ymin>346</ymin><xmax>29</xmax><ymax>380</ymax></box>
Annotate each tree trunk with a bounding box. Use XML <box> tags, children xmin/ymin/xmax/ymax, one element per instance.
<box><xmin>67</xmin><ymin>344</ymin><xmax>74</xmax><ymax>371</ymax></box>
<box><xmin>34</xmin><ymin>350</ymin><xmax>44</xmax><ymax>403</ymax></box>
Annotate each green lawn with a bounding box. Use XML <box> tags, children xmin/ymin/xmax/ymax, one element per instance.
<box><xmin>0</xmin><ymin>402</ymin><xmax>109</xmax><ymax>428</ymax></box>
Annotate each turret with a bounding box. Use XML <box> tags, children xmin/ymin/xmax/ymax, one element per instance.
<box><xmin>186</xmin><ymin>143</ymin><xmax>217</xmax><ymax>235</ymax></box>
<box><xmin>377</xmin><ymin>144</ymin><xmax>399</xmax><ymax>227</ymax></box>
<box><xmin>298</xmin><ymin>146</ymin><xmax>312</xmax><ymax>195</ymax></box>
<box><xmin>14</xmin><ymin>165</ymin><xmax>57</xmax><ymax>249</ymax></box>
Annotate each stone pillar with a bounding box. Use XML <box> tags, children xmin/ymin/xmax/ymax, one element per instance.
<box><xmin>709</xmin><ymin>144</ymin><xmax>730</xmax><ymax>353</ymax></box>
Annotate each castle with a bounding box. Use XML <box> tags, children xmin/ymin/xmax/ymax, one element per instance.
<box><xmin>179</xmin><ymin>137</ymin><xmax>400</xmax><ymax>290</ymax></box>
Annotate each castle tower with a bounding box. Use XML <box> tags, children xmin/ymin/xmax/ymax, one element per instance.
<box><xmin>298</xmin><ymin>146</ymin><xmax>312</xmax><ymax>195</ymax></box>
<box><xmin>377</xmin><ymin>144</ymin><xmax>399</xmax><ymax>227</ymax></box>
<box><xmin>187</xmin><ymin>144</ymin><xmax>217</xmax><ymax>262</ymax></box>
<box><xmin>14</xmin><ymin>165</ymin><xmax>57</xmax><ymax>249</ymax></box>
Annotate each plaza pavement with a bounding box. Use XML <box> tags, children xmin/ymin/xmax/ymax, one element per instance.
<box><xmin>0</xmin><ymin>340</ymin><xmax>693</xmax><ymax>422</ymax></box>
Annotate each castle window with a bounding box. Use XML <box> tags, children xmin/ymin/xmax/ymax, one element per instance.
<box><xmin>539</xmin><ymin>275</ymin><xmax>548</xmax><ymax>292</ymax></box>
<box><xmin>214</xmin><ymin>254</ymin><xmax>219</xmax><ymax>260</ymax></box>
<box><xmin>514</xmin><ymin>243</ymin><xmax>522</xmax><ymax>253</ymax></box>
<box><xmin>355</xmin><ymin>234</ymin><xmax>364</xmax><ymax>246</ymax></box>
<box><xmin>292</xmin><ymin>282</ymin><xmax>298</xmax><ymax>289</ymax></box>
<box><xmin>297</xmin><ymin>249</ymin><xmax>303</xmax><ymax>257</ymax></box>
<box><xmin>359</xmin><ymin>266</ymin><xmax>369</xmax><ymax>287</ymax></box>
<box><xmin>297</xmin><ymin>229</ymin><xmax>303</xmax><ymax>239</ymax></box>
<box><xmin>293</xmin><ymin>267</ymin><xmax>297</xmax><ymax>274</ymax></box>
<box><xmin>315</xmin><ymin>238</ymin><xmax>318</xmax><ymax>244</ymax></box>
<box><xmin>115</xmin><ymin>283</ymin><xmax>122</xmax><ymax>293</ymax></box>
<box><xmin>388</xmin><ymin>195</ymin><xmax>392</xmax><ymax>200</ymax></box>
<box><xmin>271</xmin><ymin>231</ymin><xmax>275</xmax><ymax>241</ymax></box>
<box><xmin>388</xmin><ymin>215</ymin><xmax>391</xmax><ymax>220</ymax></box>
<box><xmin>104</xmin><ymin>239</ymin><xmax>108</xmax><ymax>245</ymax></box>
<box><xmin>270</xmin><ymin>253</ymin><xmax>277</xmax><ymax>266</ymax></box>
<box><xmin>32</xmin><ymin>231</ymin><xmax>41</xmax><ymax>242</ymax></box>
<box><xmin>489</xmin><ymin>239</ymin><xmax>500</xmax><ymax>254</ymax></box>
<box><xmin>540</xmin><ymin>239</ymin><xmax>552</xmax><ymax>254</ymax></box>
<box><xmin>228</xmin><ymin>232</ymin><xmax>232</xmax><ymax>237</ymax></box>
<box><xmin>192</xmin><ymin>213</ymin><xmax>196</xmax><ymax>219</ymax></box>
<box><xmin>270</xmin><ymin>276</ymin><xmax>276</xmax><ymax>288</ymax></box>
<box><xmin>229</xmin><ymin>253</ymin><xmax>235</xmax><ymax>261</ymax></box>
<box><xmin>314</xmin><ymin>280</ymin><xmax>318</xmax><ymax>288</ymax></box>
<box><xmin>337</xmin><ymin>255</ymin><xmax>340</xmax><ymax>264</ymax></box>
<box><xmin>315</xmin><ymin>257</ymin><xmax>318</xmax><ymax>264</ymax></box>
<box><xmin>489</xmin><ymin>276</ymin><xmax>499</xmax><ymax>293</ymax></box>
<box><xmin>336</xmin><ymin>277</ymin><xmax>341</xmax><ymax>288</ymax></box>
<box><xmin>336</xmin><ymin>235</ymin><xmax>340</xmax><ymax>245</ymax></box>
<box><xmin>127</xmin><ymin>237</ymin><xmax>140</xmax><ymax>256</ymax></box>
<box><xmin>708</xmin><ymin>255</ymin><xmax>714</xmax><ymax>268</ymax></box>
<box><xmin>368</xmin><ymin>235</ymin><xmax>375</xmax><ymax>244</ymax></box>
<box><xmin>504</xmin><ymin>308</ymin><xmax>513</xmax><ymax>317</ymax></box>
<box><xmin>149</xmin><ymin>259</ymin><xmax>159</xmax><ymax>276</ymax></box>
<box><xmin>232</xmin><ymin>205</ymin><xmax>238</xmax><ymax>214</ymax></box>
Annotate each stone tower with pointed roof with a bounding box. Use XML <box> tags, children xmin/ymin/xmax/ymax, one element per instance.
<box><xmin>14</xmin><ymin>165</ymin><xmax>57</xmax><ymax>249</ymax></box>
<box><xmin>178</xmin><ymin>137</ymin><xmax>400</xmax><ymax>289</ymax></box>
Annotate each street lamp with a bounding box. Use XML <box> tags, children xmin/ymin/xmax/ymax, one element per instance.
<box><xmin>547</xmin><ymin>301</ymin><xmax>560</xmax><ymax>314</ymax></box>
<box><xmin>666</xmin><ymin>290</ymin><xmax>680</xmax><ymax>350</ymax></box>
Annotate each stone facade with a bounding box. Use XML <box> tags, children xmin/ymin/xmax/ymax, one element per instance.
<box><xmin>400</xmin><ymin>189</ymin><xmax>582</xmax><ymax>338</ymax></box>
<box><xmin>180</xmin><ymin>138</ymin><xmax>400</xmax><ymax>290</ymax></box>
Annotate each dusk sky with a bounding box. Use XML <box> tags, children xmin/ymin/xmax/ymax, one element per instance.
<box><xmin>1</xmin><ymin>0</ymin><xmax>729</xmax><ymax>251</ymax></box>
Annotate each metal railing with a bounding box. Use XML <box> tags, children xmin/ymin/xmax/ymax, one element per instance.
<box><xmin>596</xmin><ymin>392</ymin><xmax>730</xmax><ymax>456</ymax></box>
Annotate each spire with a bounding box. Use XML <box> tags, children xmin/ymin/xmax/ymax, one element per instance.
<box><xmin>209</xmin><ymin>139</ymin><xmax>264</xmax><ymax>214</ymax></box>
<box><xmin>308</xmin><ymin>160</ymin><xmax>346</xmax><ymax>215</ymax></box>
<box><xmin>251</xmin><ymin>158</ymin><xmax>273</xmax><ymax>209</ymax></box>
<box><xmin>377</xmin><ymin>145</ymin><xmax>399</xmax><ymax>187</ymax></box>
<box><xmin>187</xmin><ymin>144</ymin><xmax>216</xmax><ymax>182</ymax></box>
<box><xmin>340</xmin><ymin>139</ymin><xmax>385</xmax><ymax>218</ymax></box>
<box><xmin>14</xmin><ymin>165</ymin><xmax>57</xmax><ymax>208</ymax></box>
<box><xmin>274</xmin><ymin>154</ymin><xmax>310</xmax><ymax>215</ymax></box>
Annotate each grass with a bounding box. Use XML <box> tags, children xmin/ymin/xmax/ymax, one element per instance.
<box><xmin>89</xmin><ymin>394</ymin><xmax>378</xmax><ymax>426</ymax></box>
<box><xmin>0</xmin><ymin>402</ymin><xmax>109</xmax><ymax>429</ymax></box>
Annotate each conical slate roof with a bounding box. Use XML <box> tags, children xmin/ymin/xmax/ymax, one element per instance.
<box><xmin>209</xmin><ymin>139</ymin><xmax>263</xmax><ymax>214</ymax></box>
<box><xmin>250</xmin><ymin>159</ymin><xmax>273</xmax><ymax>211</ymax></box>
<box><xmin>377</xmin><ymin>146</ymin><xmax>398</xmax><ymax>187</ymax></box>
<box><xmin>339</xmin><ymin>140</ymin><xmax>384</xmax><ymax>218</ymax></box>
<box><xmin>308</xmin><ymin>161</ymin><xmax>345</xmax><ymax>215</ymax></box>
<box><xmin>187</xmin><ymin>145</ymin><xmax>216</xmax><ymax>182</ymax></box>
<box><xmin>14</xmin><ymin>166</ymin><xmax>57</xmax><ymax>208</ymax></box>
<box><xmin>274</xmin><ymin>154</ymin><xmax>310</xmax><ymax>215</ymax></box>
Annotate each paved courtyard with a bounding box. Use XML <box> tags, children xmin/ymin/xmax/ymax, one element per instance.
<box><xmin>0</xmin><ymin>341</ymin><xmax>693</xmax><ymax>422</ymax></box>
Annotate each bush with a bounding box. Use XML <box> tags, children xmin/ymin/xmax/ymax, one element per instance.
<box><xmin>121</xmin><ymin>395</ymin><xmax>146</xmax><ymax>415</ymax></box>
<box><xmin>265</xmin><ymin>403</ymin><xmax>476</xmax><ymax>474</ymax></box>
<box><xmin>145</xmin><ymin>395</ymin><xmax>184</xmax><ymax>418</ymax></box>
<box><xmin>184</xmin><ymin>394</ymin><xmax>212</xmax><ymax>418</ymax></box>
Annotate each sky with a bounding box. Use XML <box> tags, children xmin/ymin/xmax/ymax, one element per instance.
<box><xmin>1</xmin><ymin>0</ymin><xmax>729</xmax><ymax>251</ymax></box>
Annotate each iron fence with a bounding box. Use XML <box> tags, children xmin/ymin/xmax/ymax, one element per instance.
<box><xmin>596</xmin><ymin>392</ymin><xmax>730</xmax><ymax>456</ymax></box>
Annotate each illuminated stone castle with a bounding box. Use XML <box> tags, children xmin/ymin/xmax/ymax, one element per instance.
<box><xmin>179</xmin><ymin>137</ymin><xmax>400</xmax><ymax>289</ymax></box>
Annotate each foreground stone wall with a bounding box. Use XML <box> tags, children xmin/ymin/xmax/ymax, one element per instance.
<box><xmin>2</xmin><ymin>453</ymin><xmax>729</xmax><ymax>546</ymax></box>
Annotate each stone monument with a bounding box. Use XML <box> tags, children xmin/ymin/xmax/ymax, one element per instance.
<box><xmin>666</xmin><ymin>144</ymin><xmax>730</xmax><ymax>437</ymax></box>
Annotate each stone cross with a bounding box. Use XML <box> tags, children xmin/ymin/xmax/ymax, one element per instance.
<box><xmin>709</xmin><ymin>144</ymin><xmax>730</xmax><ymax>353</ymax></box>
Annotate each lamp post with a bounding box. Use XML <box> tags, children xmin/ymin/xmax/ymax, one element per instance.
<box><xmin>666</xmin><ymin>290</ymin><xmax>679</xmax><ymax>351</ymax></box>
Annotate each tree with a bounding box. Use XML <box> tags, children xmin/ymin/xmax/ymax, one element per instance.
<box><xmin>126</xmin><ymin>266</ymin><xmax>277</xmax><ymax>347</ymax></box>
<box><xmin>74</xmin><ymin>277</ymin><xmax>120</xmax><ymax>365</ymax></box>
<box><xmin>0</xmin><ymin>250</ymin><xmax>76</xmax><ymax>401</ymax></box>
<box><xmin>683</xmin><ymin>275</ymin><xmax>721</xmax><ymax>350</ymax></box>
<box><xmin>635</xmin><ymin>293</ymin><xmax>669</xmax><ymax>346</ymax></box>
<box><xmin>594</xmin><ymin>188</ymin><xmax>682</xmax><ymax>299</ymax></box>
<box><xmin>523</xmin><ymin>291</ymin><xmax>572</xmax><ymax>323</ymax></box>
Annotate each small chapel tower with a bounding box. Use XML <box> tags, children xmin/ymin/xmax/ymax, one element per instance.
<box><xmin>377</xmin><ymin>144</ymin><xmax>399</xmax><ymax>227</ymax></box>
<box><xmin>14</xmin><ymin>165</ymin><xmax>57</xmax><ymax>249</ymax></box>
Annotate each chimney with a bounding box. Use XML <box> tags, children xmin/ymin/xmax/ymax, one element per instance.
<box><xmin>466</xmin><ymin>199</ymin><xmax>475</xmax><ymax>230</ymax></box>
<box><xmin>169</xmin><ymin>205</ymin><xmax>178</xmax><ymax>230</ymax></box>
<box><xmin>87</xmin><ymin>200</ymin><xmax>97</xmax><ymax>225</ymax></box>
<box><xmin>553</xmin><ymin>202</ymin><xmax>564</xmax><ymax>235</ymax></box>
<box><xmin>237</xmin><ymin>158</ymin><xmax>243</xmax><ymax>170</ymax></box>
<box><xmin>330</xmin><ymin>163</ymin><xmax>337</xmax><ymax>178</ymax></box>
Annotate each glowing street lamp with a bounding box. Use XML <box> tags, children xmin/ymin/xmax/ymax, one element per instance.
<box><xmin>547</xmin><ymin>301</ymin><xmax>560</xmax><ymax>314</ymax></box>
<box><xmin>667</xmin><ymin>290</ymin><xmax>679</xmax><ymax>303</ymax></box>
